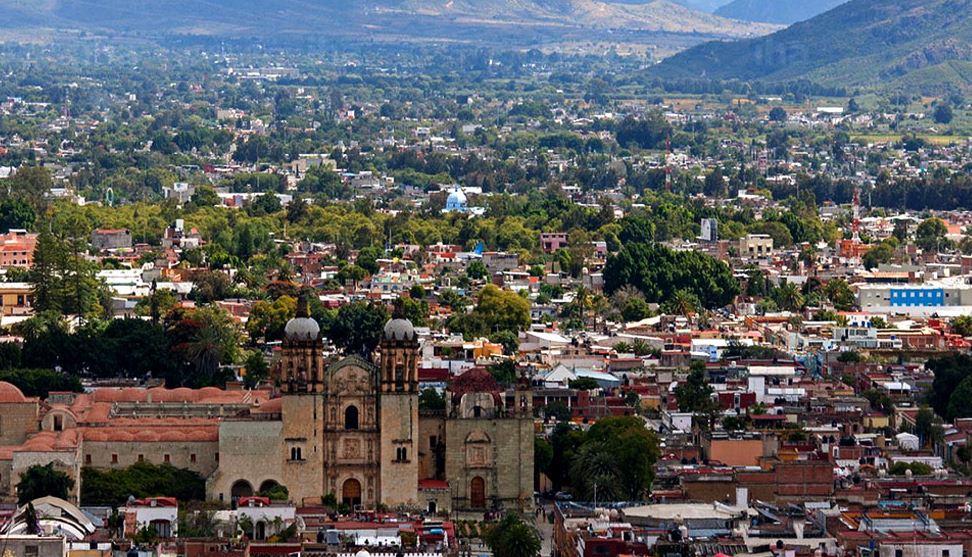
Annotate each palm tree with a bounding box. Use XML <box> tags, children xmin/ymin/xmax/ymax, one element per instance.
<box><xmin>572</xmin><ymin>285</ymin><xmax>592</xmax><ymax>326</ymax></box>
<box><xmin>485</xmin><ymin>514</ymin><xmax>541</xmax><ymax>557</ymax></box>
<box><xmin>569</xmin><ymin>442</ymin><xmax>622</xmax><ymax>502</ymax></box>
<box><xmin>774</xmin><ymin>282</ymin><xmax>804</xmax><ymax>312</ymax></box>
<box><xmin>668</xmin><ymin>289</ymin><xmax>697</xmax><ymax>316</ymax></box>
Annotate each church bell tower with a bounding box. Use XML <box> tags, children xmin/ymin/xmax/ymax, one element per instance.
<box><xmin>378</xmin><ymin>315</ymin><xmax>420</xmax><ymax>507</ymax></box>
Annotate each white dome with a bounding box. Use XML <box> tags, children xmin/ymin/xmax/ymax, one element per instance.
<box><xmin>285</xmin><ymin>316</ymin><xmax>320</xmax><ymax>341</ymax></box>
<box><xmin>447</xmin><ymin>187</ymin><xmax>467</xmax><ymax>205</ymax></box>
<box><xmin>355</xmin><ymin>551</ymin><xmax>371</xmax><ymax>557</ymax></box>
<box><xmin>384</xmin><ymin>318</ymin><xmax>416</xmax><ymax>341</ymax></box>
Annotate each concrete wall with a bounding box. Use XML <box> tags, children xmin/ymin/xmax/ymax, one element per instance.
<box><xmin>83</xmin><ymin>441</ymin><xmax>218</xmax><ymax>476</ymax></box>
<box><xmin>281</xmin><ymin>394</ymin><xmax>326</xmax><ymax>505</ymax></box>
<box><xmin>209</xmin><ymin>419</ymin><xmax>284</xmax><ymax>503</ymax></box>
<box><xmin>0</xmin><ymin>402</ymin><xmax>39</xmax><ymax>445</ymax></box>
<box><xmin>379</xmin><ymin>393</ymin><xmax>419</xmax><ymax>507</ymax></box>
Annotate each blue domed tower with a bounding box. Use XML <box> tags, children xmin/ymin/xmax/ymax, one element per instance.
<box><xmin>444</xmin><ymin>185</ymin><xmax>468</xmax><ymax>213</ymax></box>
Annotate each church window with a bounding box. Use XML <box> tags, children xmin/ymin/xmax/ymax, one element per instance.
<box><xmin>290</xmin><ymin>447</ymin><xmax>303</xmax><ymax>461</ymax></box>
<box><xmin>345</xmin><ymin>406</ymin><xmax>360</xmax><ymax>430</ymax></box>
<box><xmin>396</xmin><ymin>447</ymin><xmax>408</xmax><ymax>462</ymax></box>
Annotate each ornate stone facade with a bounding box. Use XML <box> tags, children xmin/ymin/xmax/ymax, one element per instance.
<box><xmin>205</xmin><ymin>298</ymin><xmax>532</xmax><ymax>512</ymax></box>
<box><xmin>0</xmin><ymin>300</ymin><xmax>534</xmax><ymax>513</ymax></box>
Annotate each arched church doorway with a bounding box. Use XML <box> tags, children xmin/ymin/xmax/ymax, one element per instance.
<box><xmin>342</xmin><ymin>478</ymin><xmax>362</xmax><ymax>507</ymax></box>
<box><xmin>470</xmin><ymin>477</ymin><xmax>486</xmax><ymax>509</ymax></box>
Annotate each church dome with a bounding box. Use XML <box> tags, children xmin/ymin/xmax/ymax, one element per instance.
<box><xmin>285</xmin><ymin>293</ymin><xmax>320</xmax><ymax>342</ymax></box>
<box><xmin>447</xmin><ymin>187</ymin><xmax>467</xmax><ymax>205</ymax></box>
<box><xmin>445</xmin><ymin>186</ymin><xmax>468</xmax><ymax>212</ymax></box>
<box><xmin>284</xmin><ymin>317</ymin><xmax>320</xmax><ymax>341</ymax></box>
<box><xmin>0</xmin><ymin>381</ymin><xmax>27</xmax><ymax>403</ymax></box>
<box><xmin>383</xmin><ymin>318</ymin><xmax>415</xmax><ymax>341</ymax></box>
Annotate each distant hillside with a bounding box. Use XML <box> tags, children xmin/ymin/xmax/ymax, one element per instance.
<box><xmin>654</xmin><ymin>0</ymin><xmax>972</xmax><ymax>91</ymax></box>
<box><xmin>0</xmin><ymin>0</ymin><xmax>778</xmax><ymax>45</ymax></box>
<box><xmin>714</xmin><ymin>0</ymin><xmax>848</xmax><ymax>24</ymax></box>
<box><xmin>669</xmin><ymin>0</ymin><xmax>736</xmax><ymax>12</ymax></box>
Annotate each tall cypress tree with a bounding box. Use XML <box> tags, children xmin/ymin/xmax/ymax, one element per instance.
<box><xmin>29</xmin><ymin>228</ymin><xmax>67</xmax><ymax>313</ymax></box>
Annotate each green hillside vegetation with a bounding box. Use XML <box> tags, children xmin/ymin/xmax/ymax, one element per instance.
<box><xmin>654</xmin><ymin>0</ymin><xmax>972</xmax><ymax>92</ymax></box>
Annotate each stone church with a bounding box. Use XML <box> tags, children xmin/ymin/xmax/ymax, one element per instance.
<box><xmin>209</xmin><ymin>296</ymin><xmax>535</xmax><ymax>513</ymax></box>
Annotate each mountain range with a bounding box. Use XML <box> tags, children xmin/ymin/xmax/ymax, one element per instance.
<box><xmin>0</xmin><ymin>0</ymin><xmax>778</xmax><ymax>46</ymax></box>
<box><xmin>714</xmin><ymin>0</ymin><xmax>849</xmax><ymax>24</ymax></box>
<box><xmin>654</xmin><ymin>0</ymin><xmax>972</xmax><ymax>91</ymax></box>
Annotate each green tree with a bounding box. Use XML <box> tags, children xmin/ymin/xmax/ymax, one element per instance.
<box><xmin>927</xmin><ymin>354</ymin><xmax>972</xmax><ymax>421</ymax></box>
<box><xmin>0</xmin><ymin>198</ymin><xmax>36</xmax><ymax>232</ymax></box>
<box><xmin>166</xmin><ymin>306</ymin><xmax>242</xmax><ymax>386</ymax></box>
<box><xmin>547</xmin><ymin>423</ymin><xmax>586</xmax><ymax>491</ymax></box>
<box><xmin>569</xmin><ymin>378</ymin><xmax>600</xmax><ymax>391</ymax></box>
<box><xmin>569</xmin><ymin>416</ymin><xmax>660</xmax><ymax>501</ymax></box>
<box><xmin>81</xmin><ymin>462</ymin><xmax>205</xmax><ymax>505</ymax></box>
<box><xmin>419</xmin><ymin>388</ymin><xmax>446</xmax><ymax>411</ymax></box>
<box><xmin>7</xmin><ymin>166</ymin><xmax>53</xmax><ymax>212</ymax></box>
<box><xmin>662</xmin><ymin>289</ymin><xmax>700</xmax><ymax>316</ymax></box>
<box><xmin>472</xmin><ymin>285</ymin><xmax>531</xmax><ymax>335</ymax></box>
<box><xmin>247</xmin><ymin>295</ymin><xmax>297</xmax><ymax>343</ymax></box>
<box><xmin>915</xmin><ymin>218</ymin><xmax>949</xmax><ymax>252</ymax></box>
<box><xmin>862</xmin><ymin>242</ymin><xmax>895</xmax><ymax>270</ymax></box>
<box><xmin>327</xmin><ymin>301</ymin><xmax>389</xmax><ymax>356</ymax></box>
<box><xmin>467</xmin><ymin>260</ymin><xmax>489</xmax><ymax>281</ymax></box>
<box><xmin>615</xmin><ymin>112</ymin><xmax>672</xmax><ymax>150</ymax></box>
<box><xmin>247</xmin><ymin>192</ymin><xmax>282</xmax><ymax>216</ymax></box>
<box><xmin>0</xmin><ymin>369</ymin><xmax>82</xmax><ymax>399</ymax></box>
<box><xmin>29</xmin><ymin>229</ymin><xmax>67</xmax><ymax>313</ymax></box>
<box><xmin>768</xmin><ymin>107</ymin><xmax>787</xmax><ymax>122</ymax></box>
<box><xmin>947</xmin><ymin>376</ymin><xmax>972</xmax><ymax>421</ymax></box>
<box><xmin>824</xmin><ymin>279</ymin><xmax>856</xmax><ymax>311</ymax></box>
<box><xmin>952</xmin><ymin>315</ymin><xmax>972</xmax><ymax>337</ymax></box>
<box><xmin>535</xmin><ymin>438</ymin><xmax>553</xmax><ymax>488</ymax></box>
<box><xmin>914</xmin><ymin>406</ymin><xmax>937</xmax><ymax>447</ymax></box>
<box><xmin>674</xmin><ymin>362</ymin><xmax>715</xmax><ymax>414</ymax></box>
<box><xmin>604</xmin><ymin>243</ymin><xmax>739</xmax><ymax>310</ymax></box>
<box><xmin>190</xmin><ymin>186</ymin><xmax>220</xmax><ymax>208</ymax></box>
<box><xmin>933</xmin><ymin>104</ymin><xmax>954</xmax><ymax>125</ymax></box>
<box><xmin>621</xmin><ymin>297</ymin><xmax>652</xmax><ymax>322</ymax></box>
<box><xmin>135</xmin><ymin>286</ymin><xmax>179</xmax><ymax>322</ymax></box>
<box><xmin>190</xmin><ymin>270</ymin><xmax>234</xmax><ymax>303</ymax></box>
<box><xmin>490</xmin><ymin>330</ymin><xmax>520</xmax><ymax>355</ymax></box>
<box><xmin>244</xmin><ymin>351</ymin><xmax>270</xmax><ymax>389</ymax></box>
<box><xmin>772</xmin><ymin>282</ymin><xmax>805</xmax><ymax>312</ymax></box>
<box><xmin>541</xmin><ymin>401</ymin><xmax>572</xmax><ymax>423</ymax></box>
<box><xmin>484</xmin><ymin>513</ymin><xmax>541</xmax><ymax>557</ymax></box>
<box><xmin>356</xmin><ymin>246</ymin><xmax>384</xmax><ymax>275</ymax></box>
<box><xmin>395</xmin><ymin>296</ymin><xmax>430</xmax><ymax>327</ymax></box>
<box><xmin>17</xmin><ymin>463</ymin><xmax>74</xmax><ymax>504</ymax></box>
